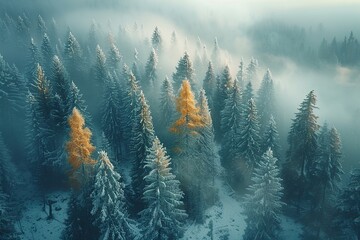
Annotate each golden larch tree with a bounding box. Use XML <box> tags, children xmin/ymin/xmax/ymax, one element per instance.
<box><xmin>170</xmin><ymin>79</ymin><xmax>203</xmax><ymax>136</ymax></box>
<box><xmin>66</xmin><ymin>107</ymin><xmax>96</xmax><ymax>183</ymax></box>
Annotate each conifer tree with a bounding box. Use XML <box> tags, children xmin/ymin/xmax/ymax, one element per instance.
<box><xmin>246</xmin><ymin>57</ymin><xmax>258</xmax><ymax>83</ymax></box>
<box><xmin>220</xmin><ymin>79</ymin><xmax>242</xmax><ymax>173</ymax></box>
<box><xmin>242</xmin><ymin>81</ymin><xmax>254</xmax><ymax>109</ymax></box>
<box><xmin>25</xmin><ymin>38</ymin><xmax>41</xmax><ymax>87</ymax></box>
<box><xmin>170</xmin><ymin>80</ymin><xmax>204</xmax><ymax>220</ymax></box>
<box><xmin>239</xmin><ymin>98</ymin><xmax>261</xmax><ymax>183</ymax></box>
<box><xmin>41</xmin><ymin>33</ymin><xmax>54</xmax><ymax>75</ymax></box>
<box><xmin>236</xmin><ymin>58</ymin><xmax>246</xmax><ymax>89</ymax></box>
<box><xmin>37</xmin><ymin>15</ymin><xmax>47</xmax><ymax>40</ymax></box>
<box><xmin>257</xmin><ymin>69</ymin><xmax>275</xmax><ymax>133</ymax></box>
<box><xmin>213</xmin><ymin>65</ymin><xmax>233</xmax><ymax>140</ymax></box>
<box><xmin>262</xmin><ymin>115</ymin><xmax>280</xmax><ymax>161</ymax></box>
<box><xmin>244</xmin><ymin>149</ymin><xmax>284</xmax><ymax>240</ymax></box>
<box><xmin>91</xmin><ymin>151</ymin><xmax>137</xmax><ymax>240</ymax></box>
<box><xmin>66</xmin><ymin>108</ymin><xmax>96</xmax><ymax>185</ymax></box>
<box><xmin>0</xmin><ymin>189</ymin><xmax>19</xmax><ymax>240</ymax></box>
<box><xmin>334</xmin><ymin>169</ymin><xmax>360</xmax><ymax>239</ymax></box>
<box><xmin>94</xmin><ymin>45</ymin><xmax>107</xmax><ymax>85</ymax></box>
<box><xmin>202</xmin><ymin>61</ymin><xmax>216</xmax><ymax>110</ymax></box>
<box><xmin>143</xmin><ymin>48</ymin><xmax>158</xmax><ymax>89</ymax></box>
<box><xmin>130</xmin><ymin>91</ymin><xmax>155</xmax><ymax>213</ymax></box>
<box><xmin>63</xmin><ymin>31</ymin><xmax>83</xmax><ymax>76</ymax></box>
<box><xmin>283</xmin><ymin>90</ymin><xmax>319</xmax><ymax>203</ymax></box>
<box><xmin>140</xmin><ymin>137</ymin><xmax>187</xmax><ymax>239</ymax></box>
<box><xmin>151</xmin><ymin>26</ymin><xmax>162</xmax><ymax>53</ymax></box>
<box><xmin>107</xmin><ymin>42</ymin><xmax>122</xmax><ymax>72</ymax></box>
<box><xmin>172</xmin><ymin>52</ymin><xmax>195</xmax><ymax>91</ymax></box>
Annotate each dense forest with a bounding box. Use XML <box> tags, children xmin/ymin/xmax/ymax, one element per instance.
<box><xmin>0</xmin><ymin>1</ymin><xmax>360</xmax><ymax>240</ymax></box>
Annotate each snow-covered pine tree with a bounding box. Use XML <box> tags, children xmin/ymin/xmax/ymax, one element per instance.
<box><xmin>243</xmin><ymin>149</ymin><xmax>284</xmax><ymax>240</ymax></box>
<box><xmin>257</xmin><ymin>69</ymin><xmax>275</xmax><ymax>134</ymax></box>
<box><xmin>334</xmin><ymin>168</ymin><xmax>360</xmax><ymax>239</ymax></box>
<box><xmin>262</xmin><ymin>115</ymin><xmax>280</xmax><ymax>161</ymax></box>
<box><xmin>220</xmin><ymin>78</ymin><xmax>242</xmax><ymax>179</ymax></box>
<box><xmin>283</xmin><ymin>90</ymin><xmax>319</xmax><ymax>204</ymax></box>
<box><xmin>246</xmin><ymin>57</ymin><xmax>258</xmax><ymax>83</ymax></box>
<box><xmin>140</xmin><ymin>137</ymin><xmax>187</xmax><ymax>239</ymax></box>
<box><xmin>107</xmin><ymin>42</ymin><xmax>122</xmax><ymax>72</ymax></box>
<box><xmin>25</xmin><ymin>38</ymin><xmax>41</xmax><ymax>88</ymax></box>
<box><xmin>63</xmin><ymin>31</ymin><xmax>83</xmax><ymax>77</ymax></box>
<box><xmin>40</xmin><ymin>33</ymin><xmax>54</xmax><ymax>75</ymax></box>
<box><xmin>94</xmin><ymin>44</ymin><xmax>107</xmax><ymax>86</ymax></box>
<box><xmin>211</xmin><ymin>37</ymin><xmax>221</xmax><ymax>73</ymax></box>
<box><xmin>151</xmin><ymin>26</ymin><xmax>162</xmax><ymax>54</ymax></box>
<box><xmin>172</xmin><ymin>52</ymin><xmax>195</xmax><ymax>91</ymax></box>
<box><xmin>157</xmin><ymin>77</ymin><xmax>176</xmax><ymax>148</ymax></box>
<box><xmin>202</xmin><ymin>61</ymin><xmax>216</xmax><ymax>111</ymax></box>
<box><xmin>91</xmin><ymin>151</ymin><xmax>137</xmax><ymax>240</ymax></box>
<box><xmin>239</xmin><ymin>98</ymin><xmax>261</xmax><ymax>186</ymax></box>
<box><xmin>130</xmin><ymin>91</ymin><xmax>155</xmax><ymax>214</ymax></box>
<box><xmin>36</xmin><ymin>15</ymin><xmax>47</xmax><ymax>40</ymax></box>
<box><xmin>143</xmin><ymin>48</ymin><xmax>158</xmax><ymax>90</ymax></box>
<box><xmin>213</xmin><ymin>65</ymin><xmax>233</xmax><ymax>140</ymax></box>
<box><xmin>242</xmin><ymin>81</ymin><xmax>254</xmax><ymax>110</ymax></box>
<box><xmin>236</xmin><ymin>58</ymin><xmax>246</xmax><ymax>89</ymax></box>
<box><xmin>101</xmin><ymin>75</ymin><xmax>124</xmax><ymax>163</ymax></box>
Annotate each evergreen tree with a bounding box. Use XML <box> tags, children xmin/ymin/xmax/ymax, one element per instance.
<box><xmin>213</xmin><ymin>65</ymin><xmax>233</xmax><ymax>140</ymax></box>
<box><xmin>37</xmin><ymin>15</ymin><xmax>47</xmax><ymax>40</ymax></box>
<box><xmin>334</xmin><ymin>169</ymin><xmax>360</xmax><ymax>239</ymax></box>
<box><xmin>91</xmin><ymin>151</ymin><xmax>137</xmax><ymax>240</ymax></box>
<box><xmin>257</xmin><ymin>69</ymin><xmax>275</xmax><ymax>133</ymax></box>
<box><xmin>130</xmin><ymin>91</ymin><xmax>155</xmax><ymax>213</ymax></box>
<box><xmin>143</xmin><ymin>48</ymin><xmax>158</xmax><ymax>89</ymax></box>
<box><xmin>211</xmin><ymin>37</ymin><xmax>221</xmax><ymax>72</ymax></box>
<box><xmin>202</xmin><ymin>61</ymin><xmax>216</xmax><ymax>110</ymax></box>
<box><xmin>63</xmin><ymin>31</ymin><xmax>83</xmax><ymax>76</ymax></box>
<box><xmin>239</xmin><ymin>98</ymin><xmax>261</xmax><ymax>185</ymax></box>
<box><xmin>172</xmin><ymin>52</ymin><xmax>195</xmax><ymax>91</ymax></box>
<box><xmin>244</xmin><ymin>149</ymin><xmax>284</xmax><ymax>240</ymax></box>
<box><xmin>140</xmin><ymin>137</ymin><xmax>187</xmax><ymax>240</ymax></box>
<box><xmin>236</xmin><ymin>58</ymin><xmax>246</xmax><ymax>89</ymax></box>
<box><xmin>25</xmin><ymin>38</ymin><xmax>41</xmax><ymax>87</ymax></box>
<box><xmin>262</xmin><ymin>115</ymin><xmax>280</xmax><ymax>161</ymax></box>
<box><xmin>151</xmin><ymin>26</ymin><xmax>162</xmax><ymax>53</ymax></box>
<box><xmin>242</xmin><ymin>81</ymin><xmax>254</xmax><ymax>109</ymax></box>
<box><xmin>41</xmin><ymin>33</ymin><xmax>54</xmax><ymax>75</ymax></box>
<box><xmin>283</xmin><ymin>90</ymin><xmax>319</xmax><ymax>204</ymax></box>
<box><xmin>107</xmin><ymin>42</ymin><xmax>122</xmax><ymax>72</ymax></box>
<box><xmin>246</xmin><ymin>57</ymin><xmax>258</xmax><ymax>83</ymax></box>
<box><xmin>220</xmin><ymin>79</ymin><xmax>242</xmax><ymax>173</ymax></box>
<box><xmin>0</xmin><ymin>189</ymin><xmax>19</xmax><ymax>240</ymax></box>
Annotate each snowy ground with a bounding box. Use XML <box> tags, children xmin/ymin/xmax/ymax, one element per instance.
<box><xmin>17</xmin><ymin>191</ymin><xmax>70</xmax><ymax>240</ymax></box>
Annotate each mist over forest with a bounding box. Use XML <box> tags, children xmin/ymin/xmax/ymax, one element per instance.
<box><xmin>0</xmin><ymin>1</ymin><xmax>359</xmax><ymax>240</ymax></box>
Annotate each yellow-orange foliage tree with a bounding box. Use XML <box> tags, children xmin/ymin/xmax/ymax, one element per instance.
<box><xmin>66</xmin><ymin>107</ymin><xmax>96</xmax><ymax>186</ymax></box>
<box><xmin>170</xmin><ymin>79</ymin><xmax>205</xmax><ymax>221</ymax></box>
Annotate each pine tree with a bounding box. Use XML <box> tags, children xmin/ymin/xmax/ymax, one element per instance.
<box><xmin>262</xmin><ymin>115</ymin><xmax>280</xmax><ymax>161</ymax></box>
<box><xmin>172</xmin><ymin>52</ymin><xmax>195</xmax><ymax>91</ymax></box>
<box><xmin>202</xmin><ymin>61</ymin><xmax>216</xmax><ymax>110</ymax></box>
<box><xmin>37</xmin><ymin>15</ymin><xmax>47</xmax><ymax>40</ymax></box>
<box><xmin>63</xmin><ymin>31</ymin><xmax>83</xmax><ymax>76</ymax></box>
<box><xmin>211</xmin><ymin>38</ymin><xmax>221</xmax><ymax>72</ymax></box>
<box><xmin>91</xmin><ymin>151</ymin><xmax>137</xmax><ymax>240</ymax></box>
<box><xmin>334</xmin><ymin>169</ymin><xmax>360</xmax><ymax>239</ymax></box>
<box><xmin>242</xmin><ymin>81</ymin><xmax>254</xmax><ymax>109</ymax></box>
<box><xmin>94</xmin><ymin>45</ymin><xmax>107</xmax><ymax>85</ymax></box>
<box><xmin>213</xmin><ymin>65</ymin><xmax>233</xmax><ymax>140</ymax></box>
<box><xmin>236</xmin><ymin>58</ymin><xmax>246</xmax><ymax>89</ymax></box>
<box><xmin>41</xmin><ymin>33</ymin><xmax>54</xmax><ymax>75</ymax></box>
<box><xmin>151</xmin><ymin>26</ymin><xmax>162</xmax><ymax>53</ymax></box>
<box><xmin>220</xmin><ymin>79</ymin><xmax>242</xmax><ymax>172</ymax></box>
<box><xmin>66</xmin><ymin>108</ymin><xmax>96</xmax><ymax>186</ymax></box>
<box><xmin>143</xmin><ymin>48</ymin><xmax>158</xmax><ymax>89</ymax></box>
<box><xmin>283</xmin><ymin>90</ymin><xmax>319</xmax><ymax>204</ymax></box>
<box><xmin>257</xmin><ymin>69</ymin><xmax>275</xmax><ymax>133</ymax></box>
<box><xmin>130</xmin><ymin>91</ymin><xmax>155</xmax><ymax>213</ymax></box>
<box><xmin>239</xmin><ymin>98</ymin><xmax>261</xmax><ymax>169</ymax></box>
<box><xmin>107</xmin><ymin>42</ymin><xmax>122</xmax><ymax>72</ymax></box>
<box><xmin>101</xmin><ymin>75</ymin><xmax>123</xmax><ymax>163</ymax></box>
<box><xmin>140</xmin><ymin>137</ymin><xmax>187</xmax><ymax>239</ymax></box>
<box><xmin>246</xmin><ymin>57</ymin><xmax>258</xmax><ymax>83</ymax></box>
<box><xmin>25</xmin><ymin>38</ymin><xmax>41</xmax><ymax>87</ymax></box>
<box><xmin>243</xmin><ymin>149</ymin><xmax>284</xmax><ymax>240</ymax></box>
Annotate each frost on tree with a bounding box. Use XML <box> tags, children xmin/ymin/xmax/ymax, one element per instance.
<box><xmin>172</xmin><ymin>52</ymin><xmax>195</xmax><ymax>91</ymax></box>
<box><xmin>143</xmin><ymin>48</ymin><xmax>158</xmax><ymax>90</ymax></box>
<box><xmin>283</xmin><ymin>90</ymin><xmax>319</xmax><ymax>204</ymax></box>
<box><xmin>151</xmin><ymin>26</ymin><xmax>162</xmax><ymax>53</ymax></box>
<box><xmin>91</xmin><ymin>151</ymin><xmax>137</xmax><ymax>240</ymax></box>
<box><xmin>261</xmin><ymin>115</ymin><xmax>280</xmax><ymax>161</ymax></box>
<box><xmin>202</xmin><ymin>61</ymin><xmax>216</xmax><ymax>111</ymax></box>
<box><xmin>140</xmin><ymin>137</ymin><xmax>187</xmax><ymax>240</ymax></box>
<box><xmin>244</xmin><ymin>149</ymin><xmax>284</xmax><ymax>240</ymax></box>
<box><xmin>257</xmin><ymin>69</ymin><xmax>275</xmax><ymax>134</ymax></box>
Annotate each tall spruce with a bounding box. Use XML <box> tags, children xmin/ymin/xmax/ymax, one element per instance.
<box><xmin>140</xmin><ymin>137</ymin><xmax>187</xmax><ymax>240</ymax></box>
<box><xmin>257</xmin><ymin>69</ymin><xmax>275</xmax><ymax>133</ymax></box>
<box><xmin>243</xmin><ymin>149</ymin><xmax>284</xmax><ymax>240</ymax></box>
<box><xmin>262</xmin><ymin>115</ymin><xmax>280</xmax><ymax>161</ymax></box>
<box><xmin>202</xmin><ymin>61</ymin><xmax>216</xmax><ymax>111</ymax></box>
<box><xmin>172</xmin><ymin>52</ymin><xmax>195</xmax><ymax>91</ymax></box>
